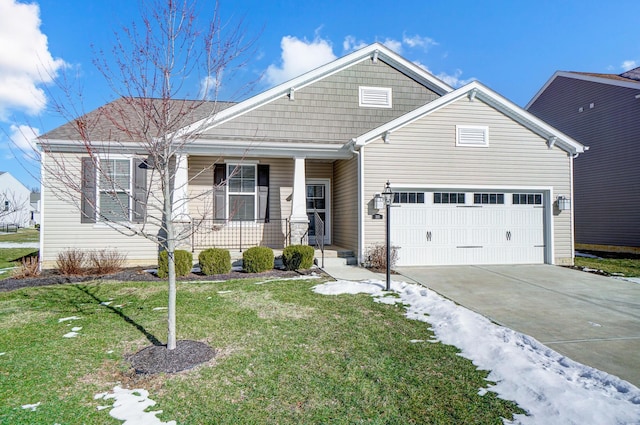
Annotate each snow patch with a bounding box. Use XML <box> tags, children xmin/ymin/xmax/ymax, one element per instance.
<box><xmin>152</xmin><ymin>307</ymin><xmax>167</xmax><ymax>311</ymax></box>
<box><xmin>313</xmin><ymin>279</ymin><xmax>640</xmax><ymax>424</ymax></box>
<box><xmin>95</xmin><ymin>386</ymin><xmax>176</xmax><ymax>425</ymax></box>
<box><xmin>21</xmin><ymin>402</ymin><xmax>41</xmax><ymax>411</ymax></box>
<box><xmin>63</xmin><ymin>332</ymin><xmax>79</xmax><ymax>338</ymax></box>
<box><xmin>58</xmin><ymin>316</ymin><xmax>80</xmax><ymax>323</ymax></box>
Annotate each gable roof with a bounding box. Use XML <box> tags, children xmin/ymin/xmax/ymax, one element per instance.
<box><xmin>354</xmin><ymin>80</ymin><xmax>586</xmax><ymax>155</ymax></box>
<box><xmin>526</xmin><ymin>69</ymin><xmax>640</xmax><ymax>109</ymax></box>
<box><xmin>39</xmin><ymin>98</ymin><xmax>235</xmax><ymax>143</ymax></box>
<box><xmin>177</xmin><ymin>43</ymin><xmax>453</xmax><ymax>138</ymax></box>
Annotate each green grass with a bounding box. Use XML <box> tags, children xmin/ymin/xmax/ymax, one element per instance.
<box><xmin>0</xmin><ymin>228</ymin><xmax>40</xmax><ymax>243</ymax></box>
<box><xmin>0</xmin><ymin>248</ymin><xmax>39</xmax><ymax>279</ymax></box>
<box><xmin>575</xmin><ymin>256</ymin><xmax>640</xmax><ymax>277</ymax></box>
<box><xmin>0</xmin><ymin>277</ymin><xmax>524</xmax><ymax>424</ymax></box>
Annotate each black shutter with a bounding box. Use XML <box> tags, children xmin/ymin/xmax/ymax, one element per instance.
<box><xmin>132</xmin><ymin>158</ymin><xmax>147</xmax><ymax>223</ymax></box>
<box><xmin>81</xmin><ymin>157</ymin><xmax>96</xmax><ymax>223</ymax></box>
<box><xmin>257</xmin><ymin>164</ymin><xmax>269</xmax><ymax>222</ymax></box>
<box><xmin>213</xmin><ymin>164</ymin><xmax>226</xmax><ymax>220</ymax></box>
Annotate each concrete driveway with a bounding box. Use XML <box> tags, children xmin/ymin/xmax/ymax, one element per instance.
<box><xmin>396</xmin><ymin>264</ymin><xmax>640</xmax><ymax>387</ymax></box>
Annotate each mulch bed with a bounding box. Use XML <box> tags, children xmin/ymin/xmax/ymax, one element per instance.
<box><xmin>0</xmin><ymin>267</ymin><xmax>320</xmax><ymax>292</ymax></box>
<box><xmin>128</xmin><ymin>340</ymin><xmax>217</xmax><ymax>374</ymax></box>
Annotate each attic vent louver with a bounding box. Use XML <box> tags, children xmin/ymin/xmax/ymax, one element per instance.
<box><xmin>359</xmin><ymin>86</ymin><xmax>392</xmax><ymax>108</ymax></box>
<box><xmin>456</xmin><ymin>125</ymin><xmax>489</xmax><ymax>147</ymax></box>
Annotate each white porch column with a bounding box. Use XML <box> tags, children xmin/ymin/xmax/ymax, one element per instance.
<box><xmin>172</xmin><ymin>153</ymin><xmax>190</xmax><ymax>223</ymax></box>
<box><xmin>290</xmin><ymin>157</ymin><xmax>309</xmax><ymax>244</ymax></box>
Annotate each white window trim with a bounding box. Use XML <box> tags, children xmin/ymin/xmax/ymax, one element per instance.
<box><xmin>226</xmin><ymin>163</ymin><xmax>257</xmax><ymax>222</ymax></box>
<box><xmin>456</xmin><ymin>125</ymin><xmax>489</xmax><ymax>147</ymax></box>
<box><xmin>359</xmin><ymin>86</ymin><xmax>392</xmax><ymax>108</ymax></box>
<box><xmin>96</xmin><ymin>156</ymin><xmax>133</xmax><ymax>223</ymax></box>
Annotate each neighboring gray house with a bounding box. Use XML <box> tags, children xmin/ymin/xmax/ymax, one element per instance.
<box><xmin>38</xmin><ymin>43</ymin><xmax>584</xmax><ymax>268</ymax></box>
<box><xmin>527</xmin><ymin>68</ymin><xmax>640</xmax><ymax>253</ymax></box>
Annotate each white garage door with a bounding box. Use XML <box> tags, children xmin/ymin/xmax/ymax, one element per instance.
<box><xmin>391</xmin><ymin>191</ymin><xmax>545</xmax><ymax>266</ymax></box>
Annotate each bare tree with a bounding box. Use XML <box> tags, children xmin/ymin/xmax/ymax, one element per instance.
<box><xmin>39</xmin><ymin>0</ymin><xmax>255</xmax><ymax>350</ymax></box>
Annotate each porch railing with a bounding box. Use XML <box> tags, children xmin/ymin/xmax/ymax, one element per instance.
<box><xmin>192</xmin><ymin>219</ymin><xmax>290</xmax><ymax>252</ymax></box>
<box><xmin>0</xmin><ymin>223</ymin><xmax>18</xmax><ymax>233</ymax></box>
<box><xmin>314</xmin><ymin>211</ymin><xmax>325</xmax><ymax>268</ymax></box>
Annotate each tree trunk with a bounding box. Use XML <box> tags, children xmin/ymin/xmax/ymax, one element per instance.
<box><xmin>165</xmin><ymin>167</ymin><xmax>177</xmax><ymax>350</ymax></box>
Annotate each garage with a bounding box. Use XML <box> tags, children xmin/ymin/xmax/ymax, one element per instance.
<box><xmin>391</xmin><ymin>190</ymin><xmax>548</xmax><ymax>266</ymax></box>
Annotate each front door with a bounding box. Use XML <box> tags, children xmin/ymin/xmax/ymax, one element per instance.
<box><xmin>306</xmin><ymin>179</ymin><xmax>331</xmax><ymax>245</ymax></box>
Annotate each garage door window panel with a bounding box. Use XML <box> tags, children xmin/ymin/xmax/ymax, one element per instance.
<box><xmin>434</xmin><ymin>192</ymin><xmax>465</xmax><ymax>204</ymax></box>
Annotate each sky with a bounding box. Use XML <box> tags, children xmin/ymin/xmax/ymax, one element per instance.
<box><xmin>0</xmin><ymin>0</ymin><xmax>639</xmax><ymax>189</ymax></box>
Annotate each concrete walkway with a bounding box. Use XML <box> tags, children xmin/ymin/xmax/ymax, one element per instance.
<box><xmin>397</xmin><ymin>264</ymin><xmax>640</xmax><ymax>387</ymax></box>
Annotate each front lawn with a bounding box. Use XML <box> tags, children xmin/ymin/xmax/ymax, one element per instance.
<box><xmin>0</xmin><ymin>277</ymin><xmax>522</xmax><ymax>424</ymax></box>
<box><xmin>0</xmin><ymin>228</ymin><xmax>40</xmax><ymax>243</ymax></box>
<box><xmin>574</xmin><ymin>256</ymin><xmax>640</xmax><ymax>277</ymax></box>
<box><xmin>0</xmin><ymin>248</ymin><xmax>39</xmax><ymax>279</ymax></box>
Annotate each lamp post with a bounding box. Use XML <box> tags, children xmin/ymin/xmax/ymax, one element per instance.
<box><xmin>382</xmin><ymin>181</ymin><xmax>393</xmax><ymax>291</ymax></box>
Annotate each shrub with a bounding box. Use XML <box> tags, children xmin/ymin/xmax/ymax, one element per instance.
<box><xmin>198</xmin><ymin>248</ymin><xmax>231</xmax><ymax>275</ymax></box>
<box><xmin>242</xmin><ymin>246</ymin><xmax>274</xmax><ymax>273</ymax></box>
<box><xmin>56</xmin><ymin>249</ymin><xmax>86</xmax><ymax>276</ymax></box>
<box><xmin>365</xmin><ymin>243</ymin><xmax>399</xmax><ymax>271</ymax></box>
<box><xmin>88</xmin><ymin>249</ymin><xmax>126</xmax><ymax>275</ymax></box>
<box><xmin>282</xmin><ymin>245</ymin><xmax>315</xmax><ymax>271</ymax></box>
<box><xmin>12</xmin><ymin>256</ymin><xmax>40</xmax><ymax>278</ymax></box>
<box><xmin>158</xmin><ymin>249</ymin><xmax>193</xmax><ymax>278</ymax></box>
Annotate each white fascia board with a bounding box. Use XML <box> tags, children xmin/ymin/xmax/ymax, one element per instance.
<box><xmin>184</xmin><ymin>140</ymin><xmax>354</xmax><ymax>160</ymax></box>
<box><xmin>37</xmin><ymin>139</ymin><xmax>147</xmax><ymax>154</ymax></box>
<box><xmin>387</xmin><ymin>183</ymin><xmax>554</xmax><ymax>192</ymax></box>
<box><xmin>471</xmin><ymin>81</ymin><xmax>585</xmax><ymax>154</ymax></box>
<box><xmin>354</xmin><ymin>81</ymin><xmax>584</xmax><ymax>155</ymax></box>
<box><xmin>177</xmin><ymin>43</ymin><xmax>454</xmax><ymax>139</ymax></box>
<box><xmin>526</xmin><ymin>71</ymin><xmax>640</xmax><ymax>109</ymax></box>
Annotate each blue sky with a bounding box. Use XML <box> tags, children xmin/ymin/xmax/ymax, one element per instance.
<box><xmin>1</xmin><ymin>0</ymin><xmax>639</xmax><ymax>189</ymax></box>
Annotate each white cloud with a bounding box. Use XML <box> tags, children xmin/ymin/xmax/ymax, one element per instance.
<box><xmin>199</xmin><ymin>74</ymin><xmax>221</xmax><ymax>100</ymax></box>
<box><xmin>264</xmin><ymin>36</ymin><xmax>337</xmax><ymax>86</ymax></box>
<box><xmin>436</xmin><ymin>69</ymin><xmax>475</xmax><ymax>88</ymax></box>
<box><xmin>403</xmin><ymin>34</ymin><xmax>438</xmax><ymax>51</ymax></box>
<box><xmin>380</xmin><ymin>38</ymin><xmax>403</xmax><ymax>54</ymax></box>
<box><xmin>621</xmin><ymin>60</ymin><xmax>638</xmax><ymax>71</ymax></box>
<box><xmin>9</xmin><ymin>123</ymin><xmax>39</xmax><ymax>152</ymax></box>
<box><xmin>343</xmin><ymin>35</ymin><xmax>368</xmax><ymax>53</ymax></box>
<box><xmin>0</xmin><ymin>0</ymin><xmax>66</xmax><ymax>120</ymax></box>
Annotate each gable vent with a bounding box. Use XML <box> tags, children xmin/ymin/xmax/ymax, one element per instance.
<box><xmin>456</xmin><ymin>125</ymin><xmax>489</xmax><ymax>147</ymax></box>
<box><xmin>359</xmin><ymin>86</ymin><xmax>392</xmax><ymax>108</ymax></box>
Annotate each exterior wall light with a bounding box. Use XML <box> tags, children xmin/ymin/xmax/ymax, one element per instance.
<box><xmin>557</xmin><ymin>195</ymin><xmax>571</xmax><ymax>211</ymax></box>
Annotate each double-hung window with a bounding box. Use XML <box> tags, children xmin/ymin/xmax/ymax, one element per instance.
<box><xmin>228</xmin><ymin>164</ymin><xmax>256</xmax><ymax>221</ymax></box>
<box><xmin>81</xmin><ymin>157</ymin><xmax>146</xmax><ymax>224</ymax></box>
<box><xmin>99</xmin><ymin>159</ymin><xmax>132</xmax><ymax>221</ymax></box>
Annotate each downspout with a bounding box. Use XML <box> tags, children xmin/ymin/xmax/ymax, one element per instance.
<box><xmin>570</xmin><ymin>152</ymin><xmax>577</xmax><ymax>264</ymax></box>
<box><xmin>39</xmin><ymin>150</ymin><xmax>45</xmax><ymax>271</ymax></box>
<box><xmin>349</xmin><ymin>140</ymin><xmax>364</xmax><ymax>265</ymax></box>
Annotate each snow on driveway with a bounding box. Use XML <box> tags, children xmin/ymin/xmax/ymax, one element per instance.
<box><xmin>314</xmin><ymin>279</ymin><xmax>640</xmax><ymax>425</ymax></box>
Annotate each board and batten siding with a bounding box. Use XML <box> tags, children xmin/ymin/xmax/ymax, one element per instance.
<box><xmin>201</xmin><ymin>59</ymin><xmax>440</xmax><ymax>143</ymax></box>
<box><xmin>332</xmin><ymin>157</ymin><xmax>358</xmax><ymax>251</ymax></box>
<box><xmin>528</xmin><ymin>76</ymin><xmax>640</xmax><ymax>249</ymax></box>
<box><xmin>362</xmin><ymin>97</ymin><xmax>574</xmax><ymax>264</ymax></box>
<box><xmin>41</xmin><ymin>152</ymin><xmax>159</xmax><ymax>268</ymax></box>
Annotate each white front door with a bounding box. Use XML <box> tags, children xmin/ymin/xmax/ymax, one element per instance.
<box><xmin>306</xmin><ymin>179</ymin><xmax>331</xmax><ymax>245</ymax></box>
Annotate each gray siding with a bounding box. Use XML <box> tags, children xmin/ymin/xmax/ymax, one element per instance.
<box><xmin>363</xmin><ymin>97</ymin><xmax>574</xmax><ymax>264</ymax></box>
<box><xmin>528</xmin><ymin>76</ymin><xmax>640</xmax><ymax>248</ymax></box>
<box><xmin>203</xmin><ymin>59</ymin><xmax>440</xmax><ymax>143</ymax></box>
<box><xmin>332</xmin><ymin>157</ymin><xmax>358</xmax><ymax>251</ymax></box>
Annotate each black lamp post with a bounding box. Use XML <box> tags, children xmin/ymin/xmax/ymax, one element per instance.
<box><xmin>382</xmin><ymin>181</ymin><xmax>393</xmax><ymax>291</ymax></box>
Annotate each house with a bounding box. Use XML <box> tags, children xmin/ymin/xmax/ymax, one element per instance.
<box><xmin>37</xmin><ymin>43</ymin><xmax>584</xmax><ymax>268</ymax></box>
<box><xmin>29</xmin><ymin>192</ymin><xmax>41</xmax><ymax>226</ymax></box>
<box><xmin>0</xmin><ymin>171</ymin><xmax>32</xmax><ymax>228</ymax></box>
<box><xmin>526</xmin><ymin>68</ymin><xmax>640</xmax><ymax>253</ymax></box>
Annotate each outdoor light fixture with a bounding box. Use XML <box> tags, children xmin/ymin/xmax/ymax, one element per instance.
<box><xmin>557</xmin><ymin>195</ymin><xmax>571</xmax><ymax>211</ymax></box>
<box><xmin>383</xmin><ymin>181</ymin><xmax>393</xmax><ymax>291</ymax></box>
<box><xmin>373</xmin><ymin>192</ymin><xmax>384</xmax><ymax>210</ymax></box>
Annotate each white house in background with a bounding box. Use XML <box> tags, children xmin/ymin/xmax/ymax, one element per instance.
<box><xmin>37</xmin><ymin>43</ymin><xmax>584</xmax><ymax>268</ymax></box>
<box><xmin>0</xmin><ymin>171</ymin><xmax>32</xmax><ymax>228</ymax></box>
